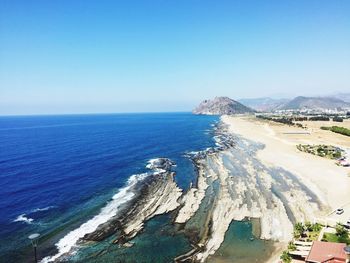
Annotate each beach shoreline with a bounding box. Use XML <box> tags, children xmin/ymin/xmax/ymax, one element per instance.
<box><xmin>174</xmin><ymin>117</ymin><xmax>326</xmax><ymax>262</ymax></box>
<box><xmin>222</xmin><ymin>115</ymin><xmax>350</xmax><ymax>214</ymax></box>
<box><xmin>38</xmin><ymin>114</ymin><xmax>350</xmax><ymax>263</ymax></box>
<box><xmin>221</xmin><ymin>115</ymin><xmax>350</xmax><ymax>262</ymax></box>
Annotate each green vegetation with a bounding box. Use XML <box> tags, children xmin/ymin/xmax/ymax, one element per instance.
<box><xmin>257</xmin><ymin>115</ymin><xmax>294</xmax><ymax>126</ymax></box>
<box><xmin>293</xmin><ymin>222</ymin><xmax>305</xmax><ymax>238</ymax></box>
<box><xmin>309</xmin><ymin>116</ymin><xmax>330</xmax><ymax>121</ymax></box>
<box><xmin>280</xmin><ymin>250</ymin><xmax>292</xmax><ymax>263</ymax></box>
<box><xmin>321</xmin><ymin>126</ymin><xmax>350</xmax><ymax>137</ymax></box>
<box><xmin>311</xmin><ymin>222</ymin><xmax>322</xmax><ymax>232</ymax></box>
<box><xmin>322</xmin><ymin>233</ymin><xmax>350</xmax><ymax>245</ymax></box>
<box><xmin>285</xmin><ymin>222</ymin><xmax>323</xmax><ymax>261</ymax></box>
<box><xmin>336</xmin><ymin>223</ymin><xmax>348</xmax><ymax>236</ymax></box>
<box><xmin>297</xmin><ymin>144</ymin><xmax>343</xmax><ymax>159</ymax></box>
<box><xmin>322</xmin><ymin>223</ymin><xmax>350</xmax><ymax>245</ymax></box>
<box><xmin>256</xmin><ymin>115</ymin><xmax>305</xmax><ymax>128</ymax></box>
<box><xmin>293</xmin><ymin>222</ymin><xmax>322</xmax><ymax>241</ymax></box>
<box><xmin>287</xmin><ymin>242</ymin><xmax>297</xmax><ymax>251</ymax></box>
<box><xmin>333</xmin><ymin>116</ymin><xmax>344</xmax><ymax>122</ymax></box>
<box><xmin>330</xmin><ymin>126</ymin><xmax>350</xmax><ymax>136</ymax></box>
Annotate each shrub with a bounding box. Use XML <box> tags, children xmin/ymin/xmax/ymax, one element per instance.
<box><xmin>333</xmin><ymin>117</ymin><xmax>344</xmax><ymax>122</ymax></box>
<box><xmin>336</xmin><ymin>223</ymin><xmax>348</xmax><ymax>237</ymax></box>
<box><xmin>312</xmin><ymin>223</ymin><xmax>322</xmax><ymax>232</ymax></box>
<box><xmin>333</xmin><ymin>151</ymin><xmax>342</xmax><ymax>159</ymax></box>
<box><xmin>280</xmin><ymin>251</ymin><xmax>292</xmax><ymax>263</ymax></box>
<box><xmin>321</xmin><ymin>126</ymin><xmax>350</xmax><ymax>137</ymax></box>
<box><xmin>294</xmin><ymin>222</ymin><xmax>305</xmax><ymax>237</ymax></box>
<box><xmin>288</xmin><ymin>242</ymin><xmax>297</xmax><ymax>251</ymax></box>
<box><xmin>330</xmin><ymin>126</ymin><xmax>350</xmax><ymax>137</ymax></box>
<box><xmin>305</xmin><ymin>221</ymin><xmax>313</xmax><ymax>231</ymax></box>
<box><xmin>309</xmin><ymin>116</ymin><xmax>330</xmax><ymax>121</ymax></box>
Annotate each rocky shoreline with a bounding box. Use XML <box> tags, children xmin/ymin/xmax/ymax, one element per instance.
<box><xmin>173</xmin><ymin>120</ymin><xmax>324</xmax><ymax>262</ymax></box>
<box><xmin>77</xmin><ymin>123</ymin><xmax>239</xmax><ymax>262</ymax></box>
<box><xmin>82</xmin><ymin>158</ymin><xmax>182</xmax><ymax>244</ymax></box>
<box><xmin>45</xmin><ymin>119</ymin><xmax>324</xmax><ymax>263</ymax></box>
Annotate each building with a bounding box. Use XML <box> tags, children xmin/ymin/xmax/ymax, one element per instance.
<box><xmin>305</xmin><ymin>241</ymin><xmax>347</xmax><ymax>263</ymax></box>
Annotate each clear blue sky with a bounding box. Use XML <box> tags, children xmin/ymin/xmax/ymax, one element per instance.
<box><xmin>1</xmin><ymin>0</ymin><xmax>349</xmax><ymax>114</ymax></box>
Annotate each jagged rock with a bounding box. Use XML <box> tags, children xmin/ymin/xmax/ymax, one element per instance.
<box><xmin>82</xmin><ymin>160</ymin><xmax>182</xmax><ymax>244</ymax></box>
<box><xmin>193</xmin><ymin>97</ymin><xmax>255</xmax><ymax>115</ymax></box>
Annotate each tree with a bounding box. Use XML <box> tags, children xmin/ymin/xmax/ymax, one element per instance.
<box><xmin>288</xmin><ymin>242</ymin><xmax>296</xmax><ymax>251</ymax></box>
<box><xmin>336</xmin><ymin>223</ymin><xmax>348</xmax><ymax>237</ymax></box>
<box><xmin>305</xmin><ymin>221</ymin><xmax>312</xmax><ymax>231</ymax></box>
<box><xmin>280</xmin><ymin>251</ymin><xmax>292</xmax><ymax>263</ymax></box>
<box><xmin>294</xmin><ymin>222</ymin><xmax>305</xmax><ymax>237</ymax></box>
<box><xmin>312</xmin><ymin>223</ymin><xmax>322</xmax><ymax>232</ymax></box>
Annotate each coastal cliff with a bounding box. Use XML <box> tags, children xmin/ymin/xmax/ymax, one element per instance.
<box><xmin>193</xmin><ymin>96</ymin><xmax>255</xmax><ymax>115</ymax></box>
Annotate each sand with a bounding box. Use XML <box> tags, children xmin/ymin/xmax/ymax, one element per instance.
<box><xmin>221</xmin><ymin>115</ymin><xmax>350</xmax><ymax>263</ymax></box>
<box><xmin>222</xmin><ymin>115</ymin><xmax>350</xmax><ymax>215</ymax></box>
<box><xmin>174</xmin><ymin>118</ymin><xmax>335</xmax><ymax>262</ymax></box>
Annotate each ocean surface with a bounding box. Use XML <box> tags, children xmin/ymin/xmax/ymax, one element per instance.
<box><xmin>0</xmin><ymin>113</ymin><xmax>219</xmax><ymax>262</ymax></box>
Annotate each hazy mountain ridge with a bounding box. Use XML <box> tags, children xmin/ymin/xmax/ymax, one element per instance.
<box><xmin>279</xmin><ymin>96</ymin><xmax>350</xmax><ymax>110</ymax></box>
<box><xmin>193</xmin><ymin>97</ymin><xmax>255</xmax><ymax>115</ymax></box>
<box><xmin>238</xmin><ymin>97</ymin><xmax>289</xmax><ymax>112</ymax></box>
<box><xmin>330</xmin><ymin>93</ymin><xmax>350</xmax><ymax>103</ymax></box>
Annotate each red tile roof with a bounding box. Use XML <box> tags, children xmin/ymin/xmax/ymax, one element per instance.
<box><xmin>306</xmin><ymin>241</ymin><xmax>346</xmax><ymax>263</ymax></box>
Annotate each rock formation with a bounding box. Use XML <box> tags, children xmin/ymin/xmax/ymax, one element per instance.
<box><xmin>193</xmin><ymin>96</ymin><xmax>255</xmax><ymax>115</ymax></box>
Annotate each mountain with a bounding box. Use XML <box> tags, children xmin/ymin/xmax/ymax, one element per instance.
<box><xmin>330</xmin><ymin>93</ymin><xmax>350</xmax><ymax>103</ymax></box>
<box><xmin>238</xmin><ymin>97</ymin><xmax>290</xmax><ymax>112</ymax></box>
<box><xmin>193</xmin><ymin>97</ymin><xmax>255</xmax><ymax>115</ymax></box>
<box><xmin>279</xmin><ymin>96</ymin><xmax>350</xmax><ymax>110</ymax></box>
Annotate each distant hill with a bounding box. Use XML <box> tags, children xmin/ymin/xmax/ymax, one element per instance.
<box><xmin>330</xmin><ymin>93</ymin><xmax>350</xmax><ymax>103</ymax></box>
<box><xmin>238</xmin><ymin>97</ymin><xmax>289</xmax><ymax>112</ymax></box>
<box><xmin>193</xmin><ymin>97</ymin><xmax>255</xmax><ymax>115</ymax></box>
<box><xmin>279</xmin><ymin>96</ymin><xmax>350</xmax><ymax>110</ymax></box>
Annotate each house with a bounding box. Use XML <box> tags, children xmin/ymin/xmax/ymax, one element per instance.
<box><xmin>305</xmin><ymin>241</ymin><xmax>347</xmax><ymax>263</ymax></box>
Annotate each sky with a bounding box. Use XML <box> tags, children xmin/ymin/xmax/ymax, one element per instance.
<box><xmin>1</xmin><ymin>0</ymin><xmax>350</xmax><ymax>115</ymax></box>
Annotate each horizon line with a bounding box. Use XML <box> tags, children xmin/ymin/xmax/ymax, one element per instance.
<box><xmin>0</xmin><ymin>111</ymin><xmax>195</xmax><ymax>118</ymax></box>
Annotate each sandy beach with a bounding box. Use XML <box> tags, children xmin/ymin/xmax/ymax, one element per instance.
<box><xmin>172</xmin><ymin>117</ymin><xmax>347</xmax><ymax>262</ymax></box>
<box><xmin>221</xmin><ymin>115</ymin><xmax>350</xmax><ymax>261</ymax></box>
<box><xmin>223</xmin><ymin>115</ymin><xmax>350</xmax><ymax>214</ymax></box>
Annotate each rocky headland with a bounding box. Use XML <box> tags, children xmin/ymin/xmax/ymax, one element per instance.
<box><xmin>192</xmin><ymin>96</ymin><xmax>255</xmax><ymax>115</ymax></box>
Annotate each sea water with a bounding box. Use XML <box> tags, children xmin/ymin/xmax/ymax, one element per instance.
<box><xmin>0</xmin><ymin>113</ymin><xmax>218</xmax><ymax>262</ymax></box>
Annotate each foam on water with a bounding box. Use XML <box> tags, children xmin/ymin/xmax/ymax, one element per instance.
<box><xmin>41</xmin><ymin>172</ymin><xmax>149</xmax><ymax>263</ymax></box>
<box><xmin>32</xmin><ymin>206</ymin><xmax>56</xmax><ymax>212</ymax></box>
<box><xmin>0</xmin><ymin>113</ymin><xmax>219</xmax><ymax>262</ymax></box>
<box><xmin>13</xmin><ymin>206</ymin><xmax>56</xmax><ymax>225</ymax></box>
<box><xmin>13</xmin><ymin>214</ymin><xmax>34</xmax><ymax>224</ymax></box>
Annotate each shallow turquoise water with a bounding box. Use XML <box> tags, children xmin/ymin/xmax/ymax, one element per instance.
<box><xmin>208</xmin><ymin>220</ymin><xmax>276</xmax><ymax>263</ymax></box>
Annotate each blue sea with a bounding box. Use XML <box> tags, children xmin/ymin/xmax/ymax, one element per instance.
<box><xmin>0</xmin><ymin>113</ymin><xmax>219</xmax><ymax>262</ymax></box>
